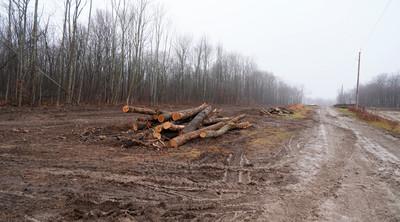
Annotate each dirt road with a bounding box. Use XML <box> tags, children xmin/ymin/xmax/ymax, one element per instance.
<box><xmin>0</xmin><ymin>106</ymin><xmax>399</xmax><ymax>221</ymax></box>
<box><xmin>266</xmin><ymin>107</ymin><xmax>400</xmax><ymax>221</ymax></box>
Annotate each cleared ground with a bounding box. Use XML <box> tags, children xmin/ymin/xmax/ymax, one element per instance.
<box><xmin>0</xmin><ymin>105</ymin><xmax>399</xmax><ymax>221</ymax></box>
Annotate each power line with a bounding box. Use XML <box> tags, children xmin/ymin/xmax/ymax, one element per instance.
<box><xmin>362</xmin><ymin>0</ymin><xmax>393</xmax><ymax>49</ymax></box>
<box><xmin>355</xmin><ymin>0</ymin><xmax>392</xmax><ymax>107</ymax></box>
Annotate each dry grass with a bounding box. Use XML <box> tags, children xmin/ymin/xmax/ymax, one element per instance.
<box><xmin>337</xmin><ymin>108</ymin><xmax>356</xmax><ymax>117</ymax></box>
<box><xmin>170</xmin><ymin>145</ymin><xmax>231</xmax><ymax>161</ymax></box>
<box><xmin>340</xmin><ymin>107</ymin><xmax>400</xmax><ymax>135</ymax></box>
<box><xmin>284</xmin><ymin>105</ymin><xmax>313</xmax><ymax>120</ymax></box>
<box><xmin>248</xmin><ymin>127</ymin><xmax>291</xmax><ymax>147</ymax></box>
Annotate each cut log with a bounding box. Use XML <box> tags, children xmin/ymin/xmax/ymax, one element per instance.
<box><xmin>137</xmin><ymin>116</ymin><xmax>155</xmax><ymax>122</ymax></box>
<box><xmin>278</xmin><ymin>107</ymin><xmax>294</xmax><ymax>114</ymax></box>
<box><xmin>169</xmin><ymin>121</ymin><xmax>225</xmax><ymax>148</ymax></box>
<box><xmin>154</xmin><ymin>125</ymin><xmax>164</xmax><ymax>133</ymax></box>
<box><xmin>171</xmin><ymin>103</ymin><xmax>208</xmax><ymax>121</ymax></box>
<box><xmin>122</xmin><ymin>105</ymin><xmax>158</xmax><ymax>115</ymax></box>
<box><xmin>132</xmin><ymin>121</ymin><xmax>147</xmax><ymax>131</ymax></box>
<box><xmin>259</xmin><ymin>108</ymin><xmax>271</xmax><ymax>116</ymax></box>
<box><xmin>200</xmin><ymin>121</ymin><xmax>252</xmax><ymax>138</ymax></box>
<box><xmin>207</xmin><ymin>108</ymin><xmax>222</xmax><ymax>118</ymax></box>
<box><xmin>231</xmin><ymin>114</ymin><xmax>246</xmax><ymax>122</ymax></box>
<box><xmin>162</xmin><ymin>122</ymin><xmax>185</xmax><ymax>131</ymax></box>
<box><xmin>203</xmin><ymin>117</ymin><xmax>233</xmax><ymax>126</ymax></box>
<box><xmin>157</xmin><ymin>112</ymin><xmax>172</xmax><ymax>123</ymax></box>
<box><xmin>153</xmin><ymin>131</ymin><xmax>162</xmax><ymax>140</ymax></box>
<box><xmin>182</xmin><ymin>106</ymin><xmax>213</xmax><ymax>134</ymax></box>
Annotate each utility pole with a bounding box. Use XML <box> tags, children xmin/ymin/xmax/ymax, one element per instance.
<box><xmin>355</xmin><ymin>50</ymin><xmax>361</xmax><ymax>109</ymax></box>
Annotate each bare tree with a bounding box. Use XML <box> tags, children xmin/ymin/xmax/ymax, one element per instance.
<box><xmin>0</xmin><ymin>1</ymin><xmax>303</xmax><ymax>106</ymax></box>
<box><xmin>338</xmin><ymin>72</ymin><xmax>400</xmax><ymax>108</ymax></box>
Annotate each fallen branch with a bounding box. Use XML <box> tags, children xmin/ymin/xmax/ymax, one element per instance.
<box><xmin>162</xmin><ymin>122</ymin><xmax>185</xmax><ymax>131</ymax></box>
<box><xmin>200</xmin><ymin>121</ymin><xmax>252</xmax><ymax>138</ymax></box>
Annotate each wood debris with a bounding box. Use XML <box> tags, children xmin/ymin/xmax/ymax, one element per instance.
<box><xmin>260</xmin><ymin>107</ymin><xmax>294</xmax><ymax>116</ymax></box>
<box><xmin>120</xmin><ymin>103</ymin><xmax>252</xmax><ymax>148</ymax></box>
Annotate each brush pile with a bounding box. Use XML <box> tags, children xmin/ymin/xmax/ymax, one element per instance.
<box><xmin>260</xmin><ymin>107</ymin><xmax>294</xmax><ymax>116</ymax></box>
<box><xmin>121</xmin><ymin>103</ymin><xmax>252</xmax><ymax>148</ymax></box>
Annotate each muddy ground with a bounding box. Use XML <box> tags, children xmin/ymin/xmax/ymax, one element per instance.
<box><xmin>368</xmin><ymin>108</ymin><xmax>400</xmax><ymax>123</ymax></box>
<box><xmin>0</xmin><ymin>105</ymin><xmax>399</xmax><ymax>221</ymax></box>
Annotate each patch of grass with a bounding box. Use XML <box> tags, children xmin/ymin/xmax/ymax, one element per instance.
<box><xmin>370</xmin><ymin>121</ymin><xmax>400</xmax><ymax>134</ymax></box>
<box><xmin>336</xmin><ymin>107</ymin><xmax>356</xmax><ymax>117</ymax></box>
<box><xmin>283</xmin><ymin>105</ymin><xmax>313</xmax><ymax>120</ymax></box>
<box><xmin>249</xmin><ymin>127</ymin><xmax>291</xmax><ymax>147</ymax></box>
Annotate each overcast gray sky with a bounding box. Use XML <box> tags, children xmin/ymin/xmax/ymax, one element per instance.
<box><xmin>42</xmin><ymin>0</ymin><xmax>400</xmax><ymax>99</ymax></box>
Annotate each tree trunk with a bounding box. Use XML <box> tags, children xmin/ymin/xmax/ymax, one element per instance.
<box><xmin>200</xmin><ymin>121</ymin><xmax>252</xmax><ymax>138</ymax></box>
<box><xmin>171</xmin><ymin>103</ymin><xmax>208</xmax><ymax>121</ymax></box>
<box><xmin>182</xmin><ymin>106</ymin><xmax>212</xmax><ymax>133</ymax></box>
<box><xmin>137</xmin><ymin>115</ymin><xmax>156</xmax><ymax>122</ymax></box>
<box><xmin>30</xmin><ymin>0</ymin><xmax>39</xmax><ymax>105</ymax></box>
<box><xmin>203</xmin><ymin>117</ymin><xmax>232</xmax><ymax>126</ymax></box>
<box><xmin>122</xmin><ymin>105</ymin><xmax>158</xmax><ymax>115</ymax></box>
<box><xmin>169</xmin><ymin>121</ymin><xmax>225</xmax><ymax>148</ymax></box>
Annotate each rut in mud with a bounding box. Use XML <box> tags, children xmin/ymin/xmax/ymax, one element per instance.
<box><xmin>1</xmin><ymin>106</ymin><xmax>400</xmax><ymax>221</ymax></box>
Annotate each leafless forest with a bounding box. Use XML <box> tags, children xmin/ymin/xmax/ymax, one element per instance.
<box><xmin>337</xmin><ymin>72</ymin><xmax>400</xmax><ymax>107</ymax></box>
<box><xmin>0</xmin><ymin>0</ymin><xmax>303</xmax><ymax>106</ymax></box>
<box><xmin>1</xmin><ymin>1</ymin><xmax>400</xmax><ymax>221</ymax></box>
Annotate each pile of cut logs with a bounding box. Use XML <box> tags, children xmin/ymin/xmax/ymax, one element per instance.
<box><xmin>122</xmin><ymin>103</ymin><xmax>252</xmax><ymax>148</ymax></box>
<box><xmin>260</xmin><ymin>107</ymin><xmax>294</xmax><ymax>116</ymax></box>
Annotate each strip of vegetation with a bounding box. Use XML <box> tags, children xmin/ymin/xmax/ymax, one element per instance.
<box><xmin>339</xmin><ymin>107</ymin><xmax>400</xmax><ymax>135</ymax></box>
<box><xmin>284</xmin><ymin>104</ymin><xmax>314</xmax><ymax>120</ymax></box>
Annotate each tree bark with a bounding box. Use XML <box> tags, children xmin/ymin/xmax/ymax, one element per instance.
<box><xmin>168</xmin><ymin>113</ymin><xmax>245</xmax><ymax>148</ymax></box>
<box><xmin>157</xmin><ymin>111</ymin><xmax>172</xmax><ymax>122</ymax></box>
<box><xmin>182</xmin><ymin>106</ymin><xmax>212</xmax><ymax>133</ymax></box>
<box><xmin>122</xmin><ymin>105</ymin><xmax>158</xmax><ymax>115</ymax></box>
<box><xmin>230</xmin><ymin>114</ymin><xmax>246</xmax><ymax>122</ymax></box>
<box><xmin>132</xmin><ymin>121</ymin><xmax>147</xmax><ymax>131</ymax></box>
<box><xmin>171</xmin><ymin>103</ymin><xmax>208</xmax><ymax>121</ymax></box>
<box><xmin>200</xmin><ymin>121</ymin><xmax>252</xmax><ymax>138</ymax></box>
<box><xmin>169</xmin><ymin>121</ymin><xmax>225</xmax><ymax>148</ymax></box>
<box><xmin>162</xmin><ymin>122</ymin><xmax>185</xmax><ymax>131</ymax></box>
<box><xmin>137</xmin><ymin>115</ymin><xmax>155</xmax><ymax>122</ymax></box>
<box><xmin>30</xmin><ymin>0</ymin><xmax>39</xmax><ymax>105</ymax></box>
<box><xmin>203</xmin><ymin>117</ymin><xmax>232</xmax><ymax>126</ymax></box>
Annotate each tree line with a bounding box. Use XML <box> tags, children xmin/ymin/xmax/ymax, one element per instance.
<box><xmin>0</xmin><ymin>0</ymin><xmax>303</xmax><ymax>106</ymax></box>
<box><xmin>337</xmin><ymin>72</ymin><xmax>400</xmax><ymax>108</ymax></box>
